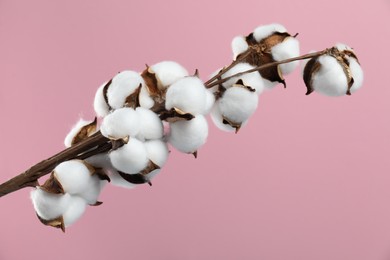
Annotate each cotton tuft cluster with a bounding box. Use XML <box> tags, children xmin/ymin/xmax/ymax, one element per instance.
<box><xmin>29</xmin><ymin>23</ymin><xmax>364</xmax><ymax>231</ymax></box>
<box><xmin>303</xmin><ymin>44</ymin><xmax>363</xmax><ymax>96</ymax></box>
<box><xmin>232</xmin><ymin>23</ymin><xmax>300</xmax><ymax>89</ymax></box>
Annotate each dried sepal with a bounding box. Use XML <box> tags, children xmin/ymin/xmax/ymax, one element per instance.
<box><xmin>141</xmin><ymin>66</ymin><xmax>162</xmax><ymax>96</ymax></box>
<box><xmin>93</xmin><ymin>168</ymin><xmax>111</xmax><ymax>182</ymax></box>
<box><xmin>159</xmin><ymin>107</ymin><xmax>195</xmax><ymax>123</ymax></box>
<box><xmin>124</xmin><ymin>83</ymin><xmax>142</xmax><ymax>108</ymax></box>
<box><xmin>117</xmin><ymin>171</ymin><xmax>148</xmax><ymax>185</ymax></box>
<box><xmin>222</xmin><ymin>117</ymin><xmax>241</xmax><ymax>134</ymax></box>
<box><xmin>110</xmin><ymin>136</ymin><xmax>129</xmax><ymax>151</ymax></box>
<box><xmin>36</xmin><ymin>214</ymin><xmax>65</xmax><ymax>232</ymax></box>
<box><xmin>102</xmin><ymin>79</ymin><xmax>113</xmax><ymax>111</ymax></box>
<box><xmin>303</xmin><ymin>57</ymin><xmax>321</xmax><ymax>95</ymax></box>
<box><xmin>40</xmin><ymin>173</ymin><xmax>65</xmax><ymax>194</ymax></box>
<box><xmin>234</xmin><ymin>79</ymin><xmax>256</xmax><ymax>92</ymax></box>
<box><xmin>139</xmin><ymin>160</ymin><xmax>160</xmax><ymax>175</ymax></box>
<box><xmin>70</xmin><ymin>117</ymin><xmax>98</xmax><ymax>146</ymax></box>
<box><xmin>90</xmin><ymin>201</ymin><xmax>103</xmax><ymax>206</ymax></box>
<box><xmin>192</xmin><ymin>151</ymin><xmax>198</xmax><ymax>158</ymax></box>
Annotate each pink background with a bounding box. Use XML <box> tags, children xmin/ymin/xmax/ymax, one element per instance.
<box><xmin>0</xmin><ymin>0</ymin><xmax>389</xmax><ymax>259</ymax></box>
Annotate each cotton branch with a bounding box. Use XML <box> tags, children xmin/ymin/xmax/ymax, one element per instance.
<box><xmin>0</xmin><ymin>49</ymin><xmax>331</xmax><ymax>199</ymax></box>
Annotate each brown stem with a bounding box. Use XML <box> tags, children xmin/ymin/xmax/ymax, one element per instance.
<box><xmin>0</xmin><ymin>132</ymin><xmax>110</xmax><ymax>197</ymax></box>
<box><xmin>205</xmin><ymin>49</ymin><xmax>329</xmax><ymax>89</ymax></box>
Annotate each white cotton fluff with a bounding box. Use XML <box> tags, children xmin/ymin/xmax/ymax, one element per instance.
<box><xmin>312</xmin><ymin>55</ymin><xmax>349</xmax><ymax>97</ymax></box>
<box><xmin>335</xmin><ymin>43</ymin><xmax>353</xmax><ymax>52</ymax></box>
<box><xmin>165</xmin><ymin>76</ymin><xmax>208</xmax><ymax>115</ymax></box>
<box><xmin>218</xmin><ymin>87</ymin><xmax>259</xmax><ymax>124</ymax></box>
<box><xmin>168</xmin><ymin>115</ymin><xmax>208</xmax><ymax>154</ymax></box>
<box><xmin>348</xmin><ymin>56</ymin><xmax>364</xmax><ymax>94</ymax></box>
<box><xmin>78</xmin><ymin>174</ymin><xmax>103</xmax><ymax>205</ymax></box>
<box><xmin>64</xmin><ymin>119</ymin><xmax>97</xmax><ymax>148</ymax></box>
<box><xmin>84</xmin><ymin>153</ymin><xmax>112</xmax><ymax>169</ymax></box>
<box><xmin>145</xmin><ymin>169</ymin><xmax>161</xmax><ymax>182</ymax></box>
<box><xmin>204</xmin><ymin>89</ymin><xmax>216</xmax><ymax>114</ymax></box>
<box><xmin>221</xmin><ymin>63</ymin><xmax>265</xmax><ymax>94</ymax></box>
<box><xmin>62</xmin><ymin>195</ymin><xmax>87</xmax><ymax>228</ymax></box>
<box><xmin>135</xmin><ymin>107</ymin><xmax>164</xmax><ymax>140</ymax></box>
<box><xmin>139</xmin><ymin>85</ymin><xmax>155</xmax><ymax>109</ymax></box>
<box><xmin>109</xmin><ymin>138</ymin><xmax>149</xmax><ymax>174</ymax></box>
<box><xmin>107</xmin><ymin>71</ymin><xmax>145</xmax><ymax>109</ymax></box>
<box><xmin>53</xmin><ymin>160</ymin><xmax>93</xmax><ymax>195</ymax></box>
<box><xmin>31</xmin><ymin>189</ymin><xmax>72</xmax><ymax>221</ymax></box>
<box><xmin>271</xmin><ymin>37</ymin><xmax>300</xmax><ymax>75</ymax></box>
<box><xmin>100</xmin><ymin>107</ymin><xmax>140</xmax><ymax>139</ymax></box>
<box><xmin>210</xmin><ymin>105</ymin><xmax>238</xmax><ymax>132</ymax></box>
<box><xmin>253</xmin><ymin>23</ymin><xmax>287</xmax><ymax>42</ymax></box>
<box><xmin>109</xmin><ymin>170</ymin><xmax>138</xmax><ymax>189</ymax></box>
<box><xmin>150</xmin><ymin>61</ymin><xmax>189</xmax><ymax>89</ymax></box>
<box><xmin>232</xmin><ymin>35</ymin><xmax>249</xmax><ymax>59</ymax></box>
<box><xmin>94</xmin><ymin>82</ymin><xmax>110</xmax><ymax>117</ymax></box>
<box><xmin>144</xmin><ymin>139</ymin><xmax>169</xmax><ymax>167</ymax></box>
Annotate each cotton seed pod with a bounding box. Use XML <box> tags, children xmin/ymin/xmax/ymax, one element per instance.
<box><xmin>235</xmin><ymin>23</ymin><xmax>300</xmax><ymax>89</ymax></box>
<box><xmin>31</xmin><ymin>188</ymin><xmax>71</xmax><ymax>222</ymax></box>
<box><xmin>212</xmin><ymin>84</ymin><xmax>258</xmax><ymax>133</ymax></box>
<box><xmin>168</xmin><ymin>115</ymin><xmax>208</xmax><ymax>155</ymax></box>
<box><xmin>144</xmin><ymin>139</ymin><xmax>169</xmax><ymax>167</ymax></box>
<box><xmin>165</xmin><ymin>76</ymin><xmax>208</xmax><ymax>115</ymax></box>
<box><xmin>100</xmin><ymin>107</ymin><xmax>140</xmax><ymax>139</ymax></box>
<box><xmin>135</xmin><ymin>107</ymin><xmax>164</xmax><ymax>140</ymax></box>
<box><xmin>62</xmin><ymin>195</ymin><xmax>87</xmax><ymax>228</ymax></box>
<box><xmin>220</xmin><ymin>63</ymin><xmax>265</xmax><ymax>94</ymax></box>
<box><xmin>109</xmin><ymin>137</ymin><xmax>149</xmax><ymax>174</ymax></box>
<box><xmin>106</xmin><ymin>70</ymin><xmax>144</xmax><ymax>109</ymax></box>
<box><xmin>53</xmin><ymin>160</ymin><xmax>95</xmax><ymax>196</ymax></box>
<box><xmin>94</xmin><ymin>81</ymin><xmax>111</xmax><ymax>117</ymax></box>
<box><xmin>64</xmin><ymin>118</ymin><xmax>98</xmax><ymax>148</ymax></box>
<box><xmin>303</xmin><ymin>45</ymin><xmax>363</xmax><ymax>96</ymax></box>
<box><xmin>109</xmin><ymin>170</ymin><xmax>138</xmax><ymax>189</ymax></box>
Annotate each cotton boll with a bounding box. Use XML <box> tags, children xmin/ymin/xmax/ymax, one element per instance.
<box><xmin>165</xmin><ymin>76</ymin><xmax>207</xmax><ymax>115</ymax></box>
<box><xmin>253</xmin><ymin>23</ymin><xmax>287</xmax><ymax>42</ymax></box>
<box><xmin>221</xmin><ymin>63</ymin><xmax>265</xmax><ymax>94</ymax></box>
<box><xmin>62</xmin><ymin>196</ymin><xmax>87</xmax><ymax>228</ymax></box>
<box><xmin>101</xmin><ymin>107</ymin><xmax>140</xmax><ymax>139</ymax></box>
<box><xmin>348</xmin><ymin>57</ymin><xmax>364</xmax><ymax>93</ymax></box>
<box><xmin>150</xmin><ymin>61</ymin><xmax>189</xmax><ymax>88</ymax></box>
<box><xmin>94</xmin><ymin>82</ymin><xmax>110</xmax><ymax>117</ymax></box>
<box><xmin>107</xmin><ymin>71</ymin><xmax>144</xmax><ymax>109</ymax></box>
<box><xmin>144</xmin><ymin>139</ymin><xmax>169</xmax><ymax>167</ymax></box>
<box><xmin>109</xmin><ymin>170</ymin><xmax>138</xmax><ymax>189</ymax></box>
<box><xmin>204</xmin><ymin>89</ymin><xmax>216</xmax><ymax>114</ymax></box>
<box><xmin>232</xmin><ymin>36</ymin><xmax>249</xmax><ymax>59</ymax></box>
<box><xmin>219</xmin><ymin>87</ymin><xmax>258</xmax><ymax>125</ymax></box>
<box><xmin>312</xmin><ymin>55</ymin><xmax>349</xmax><ymax>96</ymax></box>
<box><xmin>168</xmin><ymin>115</ymin><xmax>208</xmax><ymax>154</ymax></box>
<box><xmin>31</xmin><ymin>189</ymin><xmax>71</xmax><ymax>221</ymax></box>
<box><xmin>139</xmin><ymin>85</ymin><xmax>155</xmax><ymax>109</ymax></box>
<box><xmin>210</xmin><ymin>105</ymin><xmax>237</xmax><ymax>132</ymax></box>
<box><xmin>271</xmin><ymin>37</ymin><xmax>300</xmax><ymax>74</ymax></box>
<box><xmin>53</xmin><ymin>160</ymin><xmax>93</xmax><ymax>195</ymax></box>
<box><xmin>135</xmin><ymin>107</ymin><xmax>164</xmax><ymax>140</ymax></box>
<box><xmin>109</xmin><ymin>138</ymin><xmax>149</xmax><ymax>174</ymax></box>
<box><xmin>78</xmin><ymin>175</ymin><xmax>103</xmax><ymax>205</ymax></box>
<box><xmin>64</xmin><ymin>118</ymin><xmax>97</xmax><ymax>148</ymax></box>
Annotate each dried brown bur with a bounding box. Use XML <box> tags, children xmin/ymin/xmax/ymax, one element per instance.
<box><xmin>37</xmin><ymin>214</ymin><xmax>65</xmax><ymax>232</ymax></box>
<box><xmin>303</xmin><ymin>47</ymin><xmax>356</xmax><ymax>95</ymax></box>
<box><xmin>124</xmin><ymin>84</ymin><xmax>142</xmax><ymax>108</ymax></box>
<box><xmin>141</xmin><ymin>65</ymin><xmax>167</xmax><ymax>112</ymax></box>
<box><xmin>159</xmin><ymin>107</ymin><xmax>195</xmax><ymax>123</ymax></box>
<box><xmin>70</xmin><ymin>117</ymin><xmax>98</xmax><ymax>146</ymax></box>
<box><xmin>239</xmin><ymin>31</ymin><xmax>298</xmax><ymax>87</ymax></box>
<box><xmin>117</xmin><ymin>161</ymin><xmax>160</xmax><ymax>186</ymax></box>
<box><xmin>39</xmin><ymin>173</ymin><xmax>65</xmax><ymax>194</ymax></box>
